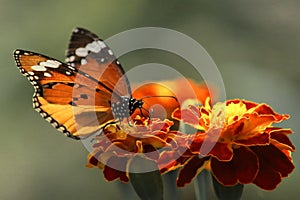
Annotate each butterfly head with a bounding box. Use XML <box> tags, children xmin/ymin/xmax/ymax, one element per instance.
<box><xmin>129</xmin><ymin>98</ymin><xmax>144</xmax><ymax>115</ymax></box>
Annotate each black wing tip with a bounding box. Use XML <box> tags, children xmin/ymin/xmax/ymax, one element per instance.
<box><xmin>71</xmin><ymin>27</ymin><xmax>100</xmax><ymax>40</ymax></box>
<box><xmin>72</xmin><ymin>27</ymin><xmax>92</xmax><ymax>34</ymax></box>
<box><xmin>73</xmin><ymin>26</ymin><xmax>85</xmax><ymax>31</ymax></box>
<box><xmin>14</xmin><ymin>49</ymin><xmax>28</xmax><ymax>56</ymax></box>
<box><xmin>13</xmin><ymin>49</ymin><xmax>66</xmax><ymax>66</ymax></box>
<box><xmin>13</xmin><ymin>49</ymin><xmax>21</xmax><ymax>54</ymax></box>
<box><xmin>13</xmin><ymin>49</ymin><xmax>29</xmax><ymax>67</ymax></box>
<box><xmin>13</xmin><ymin>50</ymin><xmax>47</xmax><ymax>63</ymax></box>
<box><xmin>13</xmin><ymin>49</ymin><xmax>41</xmax><ymax>57</ymax></box>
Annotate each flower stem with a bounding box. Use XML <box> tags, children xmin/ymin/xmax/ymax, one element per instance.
<box><xmin>212</xmin><ymin>174</ymin><xmax>244</xmax><ymax>200</ymax></box>
<box><xmin>129</xmin><ymin>156</ymin><xmax>164</xmax><ymax>200</ymax></box>
<box><xmin>163</xmin><ymin>170</ymin><xmax>180</xmax><ymax>200</ymax></box>
<box><xmin>194</xmin><ymin>170</ymin><xmax>212</xmax><ymax>200</ymax></box>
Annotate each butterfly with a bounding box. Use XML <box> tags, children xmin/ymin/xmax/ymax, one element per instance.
<box><xmin>13</xmin><ymin>27</ymin><xmax>149</xmax><ymax>140</ymax></box>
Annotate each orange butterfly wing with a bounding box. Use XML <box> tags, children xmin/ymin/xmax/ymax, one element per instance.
<box><xmin>14</xmin><ymin>50</ymin><xmax>116</xmax><ymax>139</ymax></box>
<box><xmin>14</xmin><ymin>28</ymin><xmax>131</xmax><ymax>139</ymax></box>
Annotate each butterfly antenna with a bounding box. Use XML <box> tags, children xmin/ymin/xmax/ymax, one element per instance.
<box><xmin>140</xmin><ymin>95</ymin><xmax>178</xmax><ymax>102</ymax></box>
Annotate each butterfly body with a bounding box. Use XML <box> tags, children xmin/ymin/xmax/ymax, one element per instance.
<box><xmin>111</xmin><ymin>97</ymin><xmax>144</xmax><ymax>120</ymax></box>
<box><xmin>14</xmin><ymin>27</ymin><xmax>141</xmax><ymax>139</ymax></box>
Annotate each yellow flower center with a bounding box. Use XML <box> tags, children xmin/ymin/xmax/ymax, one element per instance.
<box><xmin>225</xmin><ymin>102</ymin><xmax>247</xmax><ymax>125</ymax></box>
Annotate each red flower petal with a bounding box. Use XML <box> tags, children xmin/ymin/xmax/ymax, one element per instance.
<box><xmin>177</xmin><ymin>156</ymin><xmax>209</xmax><ymax>187</ymax></box>
<box><xmin>251</xmin><ymin>144</ymin><xmax>295</xmax><ymax>190</ymax></box>
<box><xmin>234</xmin><ymin>132</ymin><xmax>270</xmax><ymax>146</ymax></box>
<box><xmin>211</xmin><ymin>146</ymin><xmax>258</xmax><ymax>186</ymax></box>
<box><xmin>158</xmin><ymin>151</ymin><xmax>181</xmax><ymax>173</ymax></box>
<box><xmin>190</xmin><ymin>135</ymin><xmax>233</xmax><ymax>161</ymax></box>
<box><xmin>150</xmin><ymin>119</ymin><xmax>173</xmax><ymax>132</ymax></box>
<box><xmin>270</xmin><ymin>129</ymin><xmax>295</xmax><ymax>151</ymax></box>
<box><xmin>88</xmin><ymin>155</ymin><xmax>100</xmax><ymax>167</ymax></box>
<box><xmin>103</xmin><ymin>156</ymin><xmax>129</xmax><ymax>182</ymax></box>
<box><xmin>143</xmin><ymin>145</ymin><xmax>160</xmax><ymax>160</ymax></box>
<box><xmin>172</xmin><ymin>107</ymin><xmax>201</xmax><ymax>128</ymax></box>
<box><xmin>252</xmin><ymin>104</ymin><xmax>289</xmax><ymax>121</ymax></box>
<box><xmin>252</xmin><ymin>162</ymin><xmax>281</xmax><ymax>190</ymax></box>
<box><xmin>140</xmin><ymin>135</ymin><xmax>169</xmax><ymax>149</ymax></box>
<box><xmin>207</xmin><ymin>142</ymin><xmax>233</xmax><ymax>161</ymax></box>
<box><xmin>251</xmin><ymin>144</ymin><xmax>295</xmax><ymax>178</ymax></box>
<box><xmin>227</xmin><ymin>113</ymin><xmax>278</xmax><ymax>138</ymax></box>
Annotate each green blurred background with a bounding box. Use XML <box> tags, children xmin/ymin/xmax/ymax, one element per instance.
<box><xmin>1</xmin><ymin>0</ymin><xmax>299</xmax><ymax>199</ymax></box>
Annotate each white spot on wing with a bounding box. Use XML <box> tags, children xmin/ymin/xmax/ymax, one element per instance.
<box><xmin>40</xmin><ymin>113</ymin><xmax>47</xmax><ymax>117</ymax></box>
<box><xmin>44</xmin><ymin>72</ymin><xmax>52</xmax><ymax>77</ymax></box>
<box><xmin>97</xmin><ymin>41</ymin><xmax>106</xmax><ymax>49</ymax></box>
<box><xmin>57</xmin><ymin>126</ymin><xmax>65</xmax><ymax>132</ymax></box>
<box><xmin>75</xmin><ymin>47</ymin><xmax>88</xmax><ymax>57</ymax></box>
<box><xmin>86</xmin><ymin>41</ymin><xmax>101</xmax><ymax>53</ymax></box>
<box><xmin>45</xmin><ymin>117</ymin><xmax>52</xmax><ymax>122</ymax></box>
<box><xmin>31</xmin><ymin>65</ymin><xmax>47</xmax><ymax>71</ymax></box>
<box><xmin>108</xmin><ymin>49</ymin><xmax>113</xmax><ymax>55</ymax></box>
<box><xmin>40</xmin><ymin>60</ymin><xmax>61</xmax><ymax>68</ymax></box>
<box><xmin>66</xmin><ymin>55</ymin><xmax>75</xmax><ymax>62</ymax></box>
<box><xmin>68</xmin><ymin>66</ymin><xmax>75</xmax><ymax>70</ymax></box>
<box><xmin>73</xmin><ymin>28</ymin><xmax>79</xmax><ymax>33</ymax></box>
<box><xmin>65</xmin><ymin>71</ymin><xmax>71</xmax><ymax>75</ymax></box>
<box><xmin>52</xmin><ymin>122</ymin><xmax>58</xmax><ymax>127</ymax></box>
<box><xmin>81</xmin><ymin>59</ymin><xmax>87</xmax><ymax>65</ymax></box>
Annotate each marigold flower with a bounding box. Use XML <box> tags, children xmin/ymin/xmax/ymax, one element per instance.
<box><xmin>86</xmin><ymin>116</ymin><xmax>183</xmax><ymax>182</ymax></box>
<box><xmin>172</xmin><ymin>98</ymin><xmax>295</xmax><ymax>190</ymax></box>
<box><xmin>131</xmin><ymin>78</ymin><xmax>213</xmax><ymax>119</ymax></box>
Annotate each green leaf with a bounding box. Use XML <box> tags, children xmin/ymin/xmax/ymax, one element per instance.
<box><xmin>129</xmin><ymin>155</ymin><xmax>164</xmax><ymax>200</ymax></box>
<box><xmin>212</xmin><ymin>175</ymin><xmax>244</xmax><ymax>200</ymax></box>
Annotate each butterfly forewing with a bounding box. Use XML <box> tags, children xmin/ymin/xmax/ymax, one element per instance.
<box><xmin>65</xmin><ymin>27</ymin><xmax>132</xmax><ymax>100</ymax></box>
<box><xmin>14</xmin><ymin>50</ymin><xmax>115</xmax><ymax>139</ymax></box>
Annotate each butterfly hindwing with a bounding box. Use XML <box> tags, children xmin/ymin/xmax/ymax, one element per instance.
<box><xmin>14</xmin><ymin>49</ymin><xmax>115</xmax><ymax>139</ymax></box>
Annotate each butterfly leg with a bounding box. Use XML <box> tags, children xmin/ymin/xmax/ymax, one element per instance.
<box><xmin>139</xmin><ymin>107</ymin><xmax>152</xmax><ymax>119</ymax></box>
<box><xmin>126</xmin><ymin>118</ymin><xmax>133</xmax><ymax>127</ymax></box>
